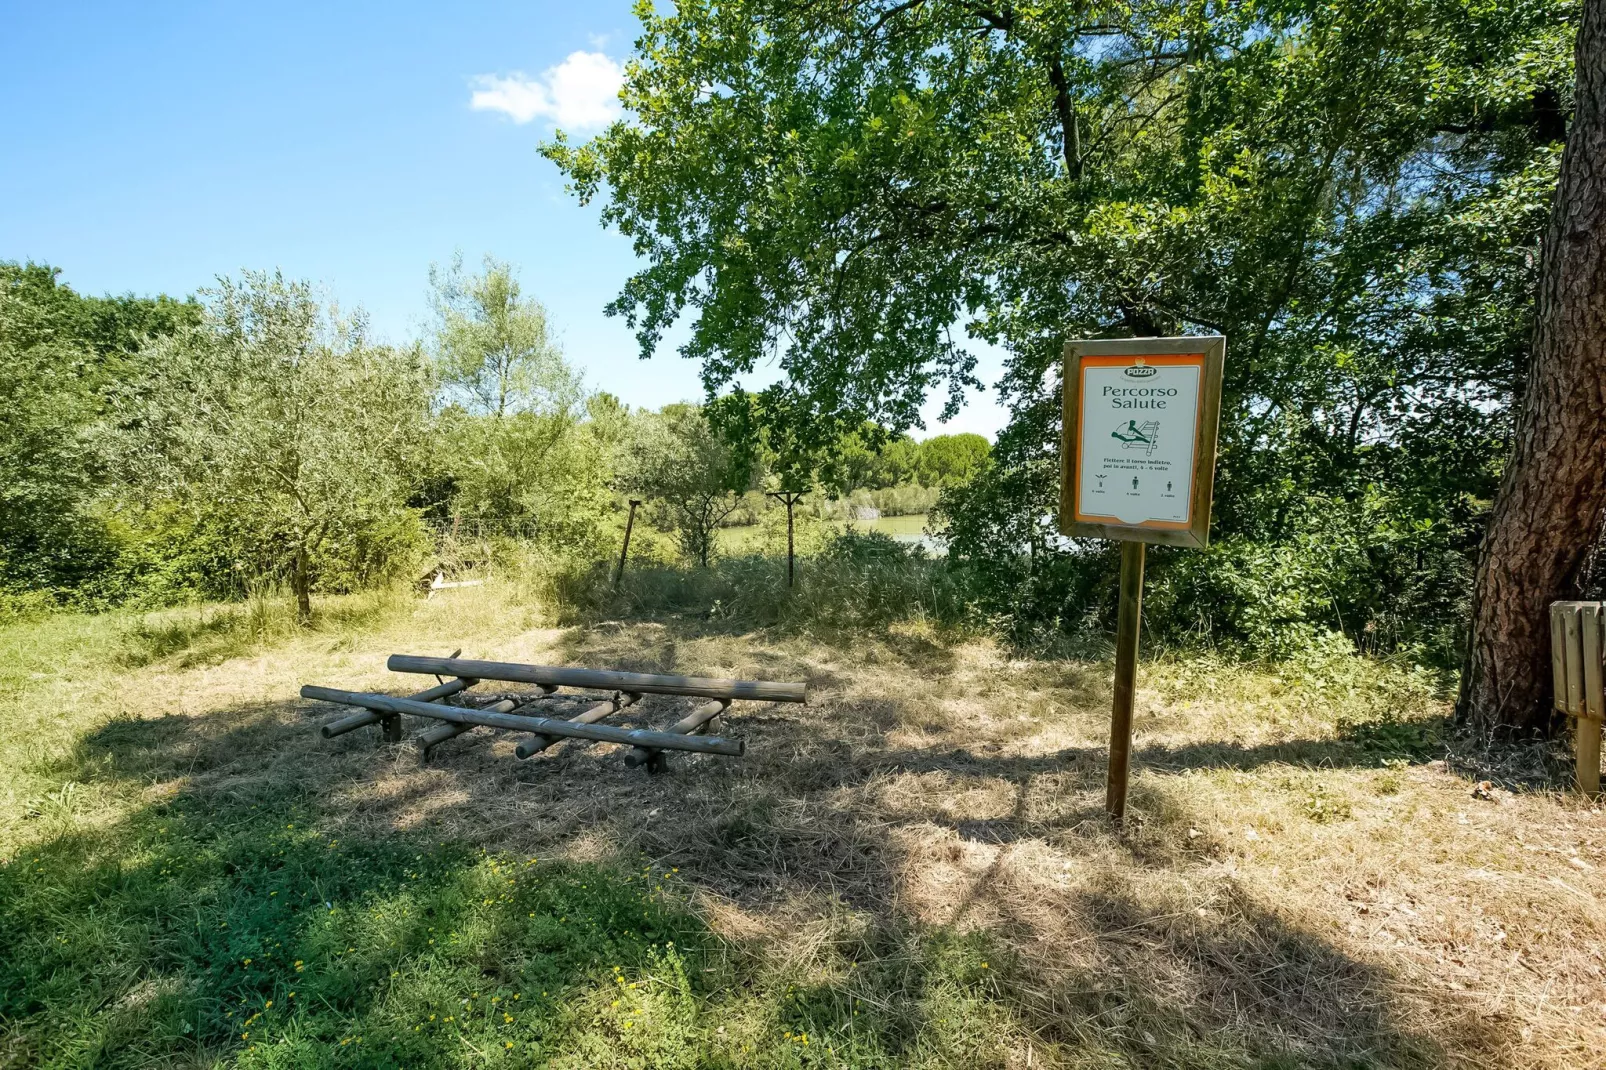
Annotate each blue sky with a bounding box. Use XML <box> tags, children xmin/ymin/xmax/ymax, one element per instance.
<box><xmin>0</xmin><ymin>1</ymin><xmax>1008</xmax><ymax>438</ymax></box>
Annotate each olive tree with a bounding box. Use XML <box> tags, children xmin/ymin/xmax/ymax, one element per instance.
<box><xmin>620</xmin><ymin>404</ymin><xmax>752</xmax><ymax>567</ymax></box>
<box><xmin>120</xmin><ymin>271</ymin><xmax>432</xmax><ymax>620</ymax></box>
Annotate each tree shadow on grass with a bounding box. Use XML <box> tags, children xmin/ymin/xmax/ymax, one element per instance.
<box><xmin>2</xmin><ymin>642</ymin><xmax>1517</xmax><ymax>1069</ymax></box>
<box><xmin>0</xmin><ymin>720</ymin><xmax>718</xmax><ymax>1068</ymax></box>
<box><xmin>2</xmin><ymin>700</ymin><xmax>997</xmax><ymax>1068</ymax></box>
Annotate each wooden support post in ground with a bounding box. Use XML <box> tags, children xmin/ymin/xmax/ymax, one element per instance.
<box><xmin>767</xmin><ymin>490</ymin><xmax>804</xmax><ymax>588</ymax></box>
<box><xmin>1583</xmin><ymin>606</ymin><xmax>1603</xmax><ymax>796</ymax></box>
<box><xmin>516</xmin><ymin>691</ymin><xmax>639</xmax><ymax>759</ymax></box>
<box><xmin>615</xmin><ymin>499</ymin><xmax>642</xmax><ymax>590</ymax></box>
<box><xmin>1106</xmin><ymin>541</ymin><xmax>1145</xmax><ymax>826</ymax></box>
<box><xmin>625</xmin><ymin>698</ymin><xmax>731</xmax><ymax>773</ymax></box>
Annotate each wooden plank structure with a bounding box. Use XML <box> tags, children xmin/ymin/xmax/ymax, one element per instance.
<box><xmin>1550</xmin><ymin>601</ymin><xmax>1604</xmax><ymax>794</ymax></box>
<box><xmin>302</xmin><ymin>654</ymin><xmax>806</xmax><ymax>774</ymax></box>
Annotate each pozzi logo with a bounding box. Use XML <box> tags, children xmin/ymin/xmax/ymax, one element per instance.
<box><xmin>1123</xmin><ymin>363</ymin><xmax>1157</xmax><ymax>379</ymax></box>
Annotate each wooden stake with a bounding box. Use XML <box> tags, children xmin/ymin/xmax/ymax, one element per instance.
<box><xmin>767</xmin><ymin>491</ymin><xmax>804</xmax><ymax>587</ymax></box>
<box><xmin>1107</xmin><ymin>540</ymin><xmax>1145</xmax><ymax>826</ymax></box>
<box><xmin>615</xmin><ymin>499</ymin><xmax>642</xmax><ymax>590</ymax></box>
<box><xmin>1580</xmin><ymin>604</ymin><xmax>1603</xmax><ymax>795</ymax></box>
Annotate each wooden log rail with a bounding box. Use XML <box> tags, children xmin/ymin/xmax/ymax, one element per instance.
<box><xmin>308</xmin><ymin>654</ymin><xmax>804</xmax><ymax>773</ymax></box>
<box><xmin>320</xmin><ymin>676</ymin><xmax>474</xmax><ymax>740</ymax></box>
<box><xmin>300</xmin><ymin>685</ymin><xmax>745</xmax><ymax>757</ymax></box>
<box><xmin>625</xmin><ymin>698</ymin><xmax>729</xmax><ymax>773</ymax></box>
<box><xmin>386</xmin><ymin>655</ymin><xmax>807</xmax><ymax>704</ymax></box>
<box><xmin>516</xmin><ymin>691</ymin><xmax>640</xmax><ymax>759</ymax></box>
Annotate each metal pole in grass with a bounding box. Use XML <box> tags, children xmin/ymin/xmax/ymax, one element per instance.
<box><xmin>615</xmin><ymin>499</ymin><xmax>642</xmax><ymax>590</ymax></box>
<box><xmin>767</xmin><ymin>490</ymin><xmax>804</xmax><ymax>587</ymax></box>
<box><xmin>1060</xmin><ymin>336</ymin><xmax>1226</xmax><ymax>828</ymax></box>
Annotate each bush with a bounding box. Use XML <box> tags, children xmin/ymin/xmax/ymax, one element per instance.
<box><xmin>936</xmin><ymin>443</ymin><xmax>1477</xmax><ymax>666</ymax></box>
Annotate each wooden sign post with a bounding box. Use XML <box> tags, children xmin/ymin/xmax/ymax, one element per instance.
<box><xmin>1061</xmin><ymin>336</ymin><xmax>1226</xmax><ymax>826</ymax></box>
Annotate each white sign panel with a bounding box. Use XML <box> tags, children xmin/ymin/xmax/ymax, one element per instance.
<box><xmin>1077</xmin><ymin>360</ymin><xmax>1200</xmax><ymax>526</ymax></box>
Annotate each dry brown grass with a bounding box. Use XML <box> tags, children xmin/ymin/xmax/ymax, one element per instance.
<box><xmin>6</xmin><ymin>584</ymin><xmax>1604</xmax><ymax>1068</ymax></box>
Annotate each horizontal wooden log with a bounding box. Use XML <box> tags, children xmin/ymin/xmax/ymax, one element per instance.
<box><xmin>319</xmin><ymin>677</ymin><xmax>474</xmax><ymax>738</ymax></box>
<box><xmin>417</xmin><ymin>696</ymin><xmax>525</xmax><ymax>760</ymax></box>
<box><xmin>517</xmin><ymin>691</ymin><xmax>640</xmax><ymax>760</ymax></box>
<box><xmin>301</xmin><ymin>686</ymin><xmax>745</xmax><ymax>756</ymax></box>
<box><xmin>387</xmin><ymin>654</ymin><xmax>805</xmax><ymax>704</ymax></box>
<box><xmin>625</xmin><ymin>699</ymin><xmax>730</xmax><ymax>770</ymax></box>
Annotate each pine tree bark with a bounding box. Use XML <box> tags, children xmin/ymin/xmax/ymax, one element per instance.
<box><xmin>1458</xmin><ymin>0</ymin><xmax>1606</xmax><ymax>737</ymax></box>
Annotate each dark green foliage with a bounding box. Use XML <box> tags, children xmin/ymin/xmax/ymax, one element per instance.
<box><xmin>549</xmin><ymin>0</ymin><xmax>1577</xmax><ymax>665</ymax></box>
<box><xmin>818</xmin><ymin>428</ymin><xmax>992</xmax><ymax>494</ymax></box>
<box><xmin>0</xmin><ymin>263</ymin><xmax>199</xmax><ymax>612</ymax></box>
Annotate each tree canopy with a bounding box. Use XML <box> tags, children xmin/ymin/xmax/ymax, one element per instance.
<box><xmin>547</xmin><ymin>0</ymin><xmax>1578</xmax><ymax>661</ymax></box>
<box><xmin>0</xmin><ymin>263</ymin><xmax>198</xmax><ymax>601</ymax></box>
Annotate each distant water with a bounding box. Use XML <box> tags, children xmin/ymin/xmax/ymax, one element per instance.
<box><xmin>717</xmin><ymin>513</ymin><xmax>948</xmax><ymax>555</ymax></box>
<box><xmin>853</xmin><ymin>514</ymin><xmax>948</xmax><ymax>555</ymax></box>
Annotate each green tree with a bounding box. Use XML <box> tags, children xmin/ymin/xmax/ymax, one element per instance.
<box><xmin>429</xmin><ymin>254</ymin><xmax>577</xmax><ymax>418</ymax></box>
<box><xmin>916</xmin><ymin>434</ymin><xmax>991</xmax><ymax>487</ymax></box>
<box><xmin>120</xmin><ymin>271</ymin><xmax>432</xmax><ymax>621</ymax></box>
<box><xmin>548</xmin><ymin>0</ymin><xmax>1576</xmax><ymax>660</ymax></box>
<box><xmin>0</xmin><ymin>262</ymin><xmax>198</xmax><ymax>605</ymax></box>
<box><xmin>424</xmin><ymin>256</ymin><xmax>608</xmax><ymax>545</ymax></box>
<box><xmin>620</xmin><ymin>404</ymin><xmax>752</xmax><ymax>566</ymax></box>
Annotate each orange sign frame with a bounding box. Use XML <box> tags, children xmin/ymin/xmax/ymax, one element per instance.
<box><xmin>1060</xmin><ymin>336</ymin><xmax>1225</xmax><ymax>548</ymax></box>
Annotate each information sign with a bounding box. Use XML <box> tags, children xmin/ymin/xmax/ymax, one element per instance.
<box><xmin>1059</xmin><ymin>335</ymin><xmax>1226</xmax><ymax>826</ymax></box>
<box><xmin>1060</xmin><ymin>336</ymin><xmax>1225</xmax><ymax>548</ymax></box>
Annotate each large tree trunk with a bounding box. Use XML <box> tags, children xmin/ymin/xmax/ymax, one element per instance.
<box><xmin>1457</xmin><ymin>0</ymin><xmax>1606</xmax><ymax>737</ymax></box>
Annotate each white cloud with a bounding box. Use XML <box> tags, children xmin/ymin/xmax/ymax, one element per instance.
<box><xmin>470</xmin><ymin>51</ymin><xmax>624</xmax><ymax>130</ymax></box>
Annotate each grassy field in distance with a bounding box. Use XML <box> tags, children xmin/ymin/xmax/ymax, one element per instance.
<box><xmin>1</xmin><ymin>581</ymin><xmax>1602</xmax><ymax>1068</ymax></box>
<box><xmin>719</xmin><ymin>513</ymin><xmax>935</xmax><ymax>556</ymax></box>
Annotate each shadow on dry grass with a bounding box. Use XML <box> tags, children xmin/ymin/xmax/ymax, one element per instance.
<box><xmin>22</xmin><ymin>655</ymin><xmax>1506</xmax><ymax>1068</ymax></box>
